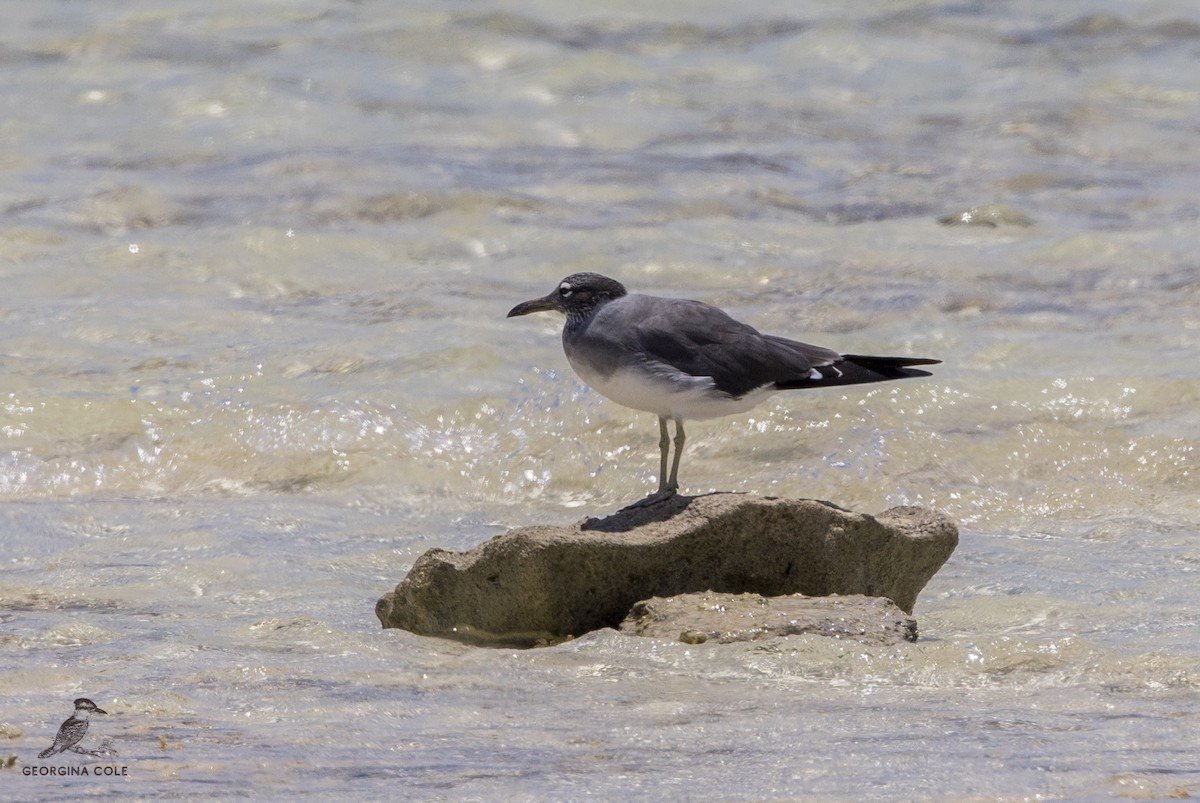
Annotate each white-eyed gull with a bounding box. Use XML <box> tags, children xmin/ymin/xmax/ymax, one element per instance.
<box><xmin>508</xmin><ymin>273</ymin><xmax>938</xmax><ymax>505</ymax></box>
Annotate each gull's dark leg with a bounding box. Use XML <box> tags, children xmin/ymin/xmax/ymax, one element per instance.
<box><xmin>627</xmin><ymin>415</ymin><xmax>679</xmax><ymax>508</ymax></box>
<box><xmin>666</xmin><ymin>417</ymin><xmax>685</xmax><ymax>492</ymax></box>
<box><xmin>656</xmin><ymin>415</ymin><xmax>670</xmax><ymax>492</ymax></box>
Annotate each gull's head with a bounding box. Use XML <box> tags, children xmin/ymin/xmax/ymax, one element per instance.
<box><xmin>507</xmin><ymin>273</ymin><xmax>628</xmax><ymax>319</ymax></box>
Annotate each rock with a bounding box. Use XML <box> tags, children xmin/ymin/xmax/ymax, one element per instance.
<box><xmin>937</xmin><ymin>203</ymin><xmax>1033</xmax><ymax>228</ymax></box>
<box><xmin>375</xmin><ymin>493</ymin><xmax>958</xmax><ymax>647</ymax></box>
<box><xmin>620</xmin><ymin>591</ymin><xmax>918</xmax><ymax>645</ymax></box>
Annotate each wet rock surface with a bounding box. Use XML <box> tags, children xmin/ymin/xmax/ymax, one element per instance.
<box><xmin>620</xmin><ymin>590</ymin><xmax>919</xmax><ymax>645</ymax></box>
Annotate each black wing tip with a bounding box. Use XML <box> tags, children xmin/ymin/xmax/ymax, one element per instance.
<box><xmin>842</xmin><ymin>354</ymin><xmax>941</xmax><ymax>367</ymax></box>
<box><xmin>844</xmin><ymin>354</ymin><xmax>941</xmax><ymax>382</ymax></box>
<box><xmin>773</xmin><ymin>354</ymin><xmax>939</xmax><ymax>390</ymax></box>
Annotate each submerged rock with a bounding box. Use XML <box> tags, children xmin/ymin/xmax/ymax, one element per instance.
<box><xmin>938</xmin><ymin>203</ymin><xmax>1033</xmax><ymax>228</ymax></box>
<box><xmin>621</xmin><ymin>590</ymin><xmax>918</xmax><ymax>645</ymax></box>
<box><xmin>375</xmin><ymin>493</ymin><xmax>957</xmax><ymax>647</ymax></box>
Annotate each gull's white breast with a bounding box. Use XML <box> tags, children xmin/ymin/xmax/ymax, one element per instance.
<box><xmin>566</xmin><ymin>354</ymin><xmax>778</xmax><ymax>421</ymax></box>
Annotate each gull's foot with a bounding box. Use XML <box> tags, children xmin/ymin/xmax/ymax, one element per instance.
<box><xmin>625</xmin><ymin>488</ymin><xmax>677</xmax><ymax>510</ymax></box>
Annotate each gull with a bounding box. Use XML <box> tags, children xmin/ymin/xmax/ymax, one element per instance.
<box><xmin>508</xmin><ymin>273</ymin><xmax>938</xmax><ymax>504</ymax></box>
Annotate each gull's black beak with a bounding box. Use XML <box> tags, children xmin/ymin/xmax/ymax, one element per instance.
<box><xmin>506</xmin><ymin>294</ymin><xmax>557</xmax><ymax>318</ymax></box>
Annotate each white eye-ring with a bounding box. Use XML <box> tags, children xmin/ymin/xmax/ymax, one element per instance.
<box><xmin>559</xmin><ymin>283</ymin><xmax>573</xmax><ymax>297</ymax></box>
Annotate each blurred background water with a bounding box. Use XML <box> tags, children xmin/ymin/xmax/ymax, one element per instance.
<box><xmin>2</xmin><ymin>1</ymin><xmax>1198</xmax><ymax>799</ymax></box>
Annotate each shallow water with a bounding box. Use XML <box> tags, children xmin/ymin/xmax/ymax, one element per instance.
<box><xmin>3</xmin><ymin>1</ymin><xmax>1199</xmax><ymax>799</ymax></box>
